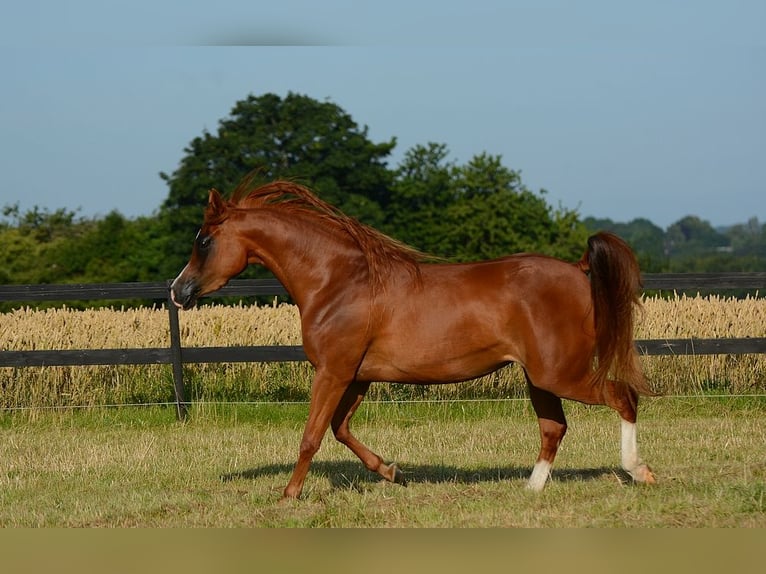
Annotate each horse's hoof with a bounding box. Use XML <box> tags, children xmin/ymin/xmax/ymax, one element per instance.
<box><xmin>280</xmin><ymin>486</ymin><xmax>302</xmax><ymax>502</ymax></box>
<box><xmin>632</xmin><ymin>463</ymin><xmax>656</xmax><ymax>484</ymax></box>
<box><xmin>390</xmin><ymin>463</ymin><xmax>407</xmax><ymax>486</ymax></box>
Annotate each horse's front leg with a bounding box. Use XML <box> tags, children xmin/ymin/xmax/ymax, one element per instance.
<box><xmin>282</xmin><ymin>370</ymin><xmax>350</xmax><ymax>500</ymax></box>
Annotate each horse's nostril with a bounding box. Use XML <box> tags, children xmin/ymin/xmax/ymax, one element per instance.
<box><xmin>170</xmin><ymin>286</ymin><xmax>183</xmax><ymax>309</ymax></box>
<box><xmin>170</xmin><ymin>278</ymin><xmax>199</xmax><ymax>309</ymax></box>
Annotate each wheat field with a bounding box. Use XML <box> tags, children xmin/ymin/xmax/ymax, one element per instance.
<box><xmin>1</xmin><ymin>294</ymin><xmax>765</xmax><ymax>409</ymax></box>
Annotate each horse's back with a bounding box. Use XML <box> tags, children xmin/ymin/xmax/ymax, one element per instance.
<box><xmin>418</xmin><ymin>253</ymin><xmax>591</xmax><ymax>314</ymax></box>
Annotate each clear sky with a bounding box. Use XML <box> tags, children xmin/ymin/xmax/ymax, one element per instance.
<box><xmin>1</xmin><ymin>0</ymin><xmax>763</xmax><ymax>229</ymax></box>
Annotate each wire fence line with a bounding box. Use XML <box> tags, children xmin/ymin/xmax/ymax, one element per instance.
<box><xmin>1</xmin><ymin>273</ymin><xmax>766</xmax><ymax>419</ymax></box>
<box><xmin>2</xmin><ymin>394</ymin><xmax>764</xmax><ymax>414</ymax></box>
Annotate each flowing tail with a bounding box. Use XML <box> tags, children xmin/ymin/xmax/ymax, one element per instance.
<box><xmin>578</xmin><ymin>232</ymin><xmax>655</xmax><ymax>398</ymax></box>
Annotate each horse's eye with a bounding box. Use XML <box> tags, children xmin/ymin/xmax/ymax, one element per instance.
<box><xmin>198</xmin><ymin>235</ymin><xmax>213</xmax><ymax>250</ymax></box>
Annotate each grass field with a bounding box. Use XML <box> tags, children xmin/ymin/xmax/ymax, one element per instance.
<box><xmin>1</xmin><ymin>396</ymin><xmax>764</xmax><ymax>527</ymax></box>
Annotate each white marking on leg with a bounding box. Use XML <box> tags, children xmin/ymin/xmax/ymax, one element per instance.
<box><xmin>620</xmin><ymin>418</ymin><xmax>639</xmax><ymax>473</ymax></box>
<box><xmin>620</xmin><ymin>418</ymin><xmax>656</xmax><ymax>484</ymax></box>
<box><xmin>527</xmin><ymin>460</ymin><xmax>551</xmax><ymax>491</ymax></box>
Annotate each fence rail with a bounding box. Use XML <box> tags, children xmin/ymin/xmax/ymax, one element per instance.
<box><xmin>2</xmin><ymin>273</ymin><xmax>765</xmax><ymax>420</ymax></box>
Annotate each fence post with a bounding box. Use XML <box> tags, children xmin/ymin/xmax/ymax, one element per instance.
<box><xmin>166</xmin><ymin>282</ymin><xmax>189</xmax><ymax>421</ymax></box>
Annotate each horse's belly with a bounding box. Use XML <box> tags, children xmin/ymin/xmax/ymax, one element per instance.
<box><xmin>357</xmin><ymin>326</ymin><xmax>518</xmax><ymax>384</ymax></box>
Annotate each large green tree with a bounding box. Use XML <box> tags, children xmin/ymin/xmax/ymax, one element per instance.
<box><xmin>383</xmin><ymin>143</ymin><xmax>455</xmax><ymax>252</ymax></box>
<box><xmin>158</xmin><ymin>92</ymin><xmax>396</xmax><ymax>278</ymax></box>
<box><xmin>387</xmin><ymin>144</ymin><xmax>588</xmax><ymax>261</ymax></box>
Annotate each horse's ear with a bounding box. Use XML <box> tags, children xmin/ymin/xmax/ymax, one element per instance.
<box><xmin>205</xmin><ymin>188</ymin><xmax>227</xmax><ymax>221</ymax></box>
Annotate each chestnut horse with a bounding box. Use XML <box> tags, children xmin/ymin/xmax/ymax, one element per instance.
<box><xmin>171</xmin><ymin>178</ymin><xmax>656</xmax><ymax>500</ymax></box>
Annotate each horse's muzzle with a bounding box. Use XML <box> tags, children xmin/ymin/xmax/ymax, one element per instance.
<box><xmin>170</xmin><ymin>278</ymin><xmax>200</xmax><ymax>310</ymax></box>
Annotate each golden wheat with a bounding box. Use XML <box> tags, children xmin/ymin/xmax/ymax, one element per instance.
<box><xmin>637</xmin><ymin>294</ymin><xmax>766</xmax><ymax>395</ymax></box>
<box><xmin>1</xmin><ymin>294</ymin><xmax>765</xmax><ymax>408</ymax></box>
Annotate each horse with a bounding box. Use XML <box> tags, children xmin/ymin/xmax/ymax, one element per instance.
<box><xmin>170</xmin><ymin>177</ymin><xmax>656</xmax><ymax>500</ymax></box>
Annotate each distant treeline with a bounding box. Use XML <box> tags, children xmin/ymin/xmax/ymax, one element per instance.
<box><xmin>1</xmin><ymin>92</ymin><xmax>764</xmax><ymax>303</ymax></box>
<box><xmin>583</xmin><ymin>215</ymin><xmax>766</xmax><ymax>273</ymax></box>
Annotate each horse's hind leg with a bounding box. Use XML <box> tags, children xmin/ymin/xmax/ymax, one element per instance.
<box><xmin>603</xmin><ymin>381</ymin><xmax>656</xmax><ymax>484</ymax></box>
<box><xmin>331</xmin><ymin>380</ymin><xmax>406</xmax><ymax>485</ymax></box>
<box><xmin>525</xmin><ymin>377</ymin><xmax>567</xmax><ymax>491</ymax></box>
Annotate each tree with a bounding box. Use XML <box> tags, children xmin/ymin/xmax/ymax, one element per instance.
<box><xmin>441</xmin><ymin>153</ymin><xmax>587</xmax><ymax>261</ymax></box>
<box><xmin>584</xmin><ymin>216</ymin><xmax>667</xmax><ymax>272</ymax></box>
<box><xmin>726</xmin><ymin>217</ymin><xmax>766</xmax><ymax>258</ymax></box>
<box><xmin>665</xmin><ymin>215</ymin><xmax>729</xmax><ymax>260</ymax></box>
<box><xmin>0</xmin><ymin>204</ymin><xmax>85</xmax><ymax>285</ymax></box>
<box><xmin>49</xmin><ymin>212</ymin><xmax>167</xmax><ymax>284</ymax></box>
<box><xmin>387</xmin><ymin>145</ymin><xmax>588</xmax><ymax>261</ymax></box>
<box><xmin>158</xmin><ymin>92</ymin><xmax>396</xmax><ymax>278</ymax></box>
<box><xmin>384</xmin><ymin>143</ymin><xmax>456</xmax><ymax>252</ymax></box>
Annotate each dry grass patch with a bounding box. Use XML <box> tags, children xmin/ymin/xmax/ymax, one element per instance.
<box><xmin>1</xmin><ymin>294</ymin><xmax>765</xmax><ymax>408</ymax></box>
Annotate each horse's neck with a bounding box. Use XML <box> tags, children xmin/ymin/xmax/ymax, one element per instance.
<box><xmin>242</xmin><ymin>210</ymin><xmax>368</xmax><ymax>307</ymax></box>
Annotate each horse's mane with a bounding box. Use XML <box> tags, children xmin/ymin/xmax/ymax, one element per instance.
<box><xmin>214</xmin><ymin>174</ymin><xmax>429</xmax><ymax>290</ymax></box>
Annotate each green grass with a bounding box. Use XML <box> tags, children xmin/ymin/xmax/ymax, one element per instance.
<box><xmin>0</xmin><ymin>397</ymin><xmax>764</xmax><ymax>527</ymax></box>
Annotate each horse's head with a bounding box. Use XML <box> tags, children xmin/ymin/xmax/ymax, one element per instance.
<box><xmin>170</xmin><ymin>189</ymin><xmax>250</xmax><ymax>309</ymax></box>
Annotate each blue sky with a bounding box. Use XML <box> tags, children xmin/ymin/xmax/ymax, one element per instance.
<box><xmin>1</xmin><ymin>0</ymin><xmax>763</xmax><ymax>229</ymax></box>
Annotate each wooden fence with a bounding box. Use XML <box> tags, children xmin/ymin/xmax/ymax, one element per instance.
<box><xmin>1</xmin><ymin>273</ymin><xmax>765</xmax><ymax>420</ymax></box>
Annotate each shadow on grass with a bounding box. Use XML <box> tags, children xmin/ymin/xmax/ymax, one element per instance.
<box><xmin>221</xmin><ymin>460</ymin><xmax>631</xmax><ymax>490</ymax></box>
